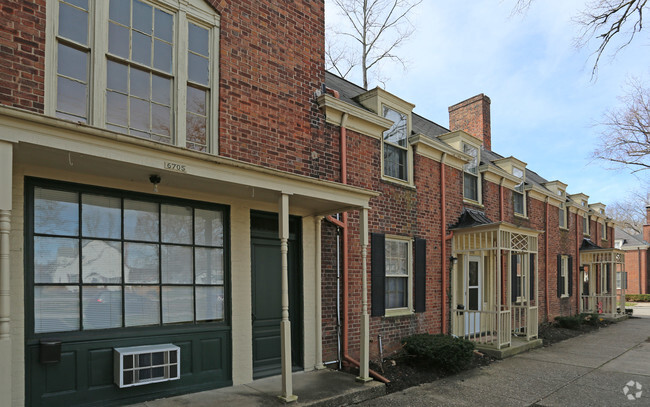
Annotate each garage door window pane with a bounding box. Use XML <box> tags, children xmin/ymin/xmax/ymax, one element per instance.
<box><xmin>34</xmin><ymin>286</ymin><xmax>80</xmax><ymax>333</ymax></box>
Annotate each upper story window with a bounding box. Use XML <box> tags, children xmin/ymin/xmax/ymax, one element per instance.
<box><xmin>512</xmin><ymin>167</ymin><xmax>525</xmax><ymax>216</ymax></box>
<box><xmin>463</xmin><ymin>143</ymin><xmax>479</xmax><ymax>201</ymax></box>
<box><xmin>558</xmin><ymin>191</ymin><xmax>568</xmax><ymax>229</ymax></box>
<box><xmin>583</xmin><ymin>213</ymin><xmax>589</xmax><ymax>235</ymax></box>
<box><xmin>48</xmin><ymin>0</ymin><xmax>220</xmax><ymax>153</ymax></box>
<box><xmin>382</xmin><ymin>106</ymin><xmax>409</xmax><ymax>181</ymax></box>
<box><xmin>601</xmin><ymin>222</ymin><xmax>607</xmax><ymax>240</ymax></box>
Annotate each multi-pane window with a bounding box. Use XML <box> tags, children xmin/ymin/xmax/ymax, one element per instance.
<box><xmin>601</xmin><ymin>222</ymin><xmax>607</xmax><ymax>240</ymax></box>
<box><xmin>31</xmin><ymin>185</ymin><xmax>226</xmax><ymax>334</ymax></box>
<box><xmin>463</xmin><ymin>143</ymin><xmax>479</xmax><ymax>201</ymax></box>
<box><xmin>52</xmin><ymin>0</ymin><xmax>216</xmax><ymax>152</ymax></box>
<box><xmin>55</xmin><ymin>0</ymin><xmax>90</xmax><ymax>122</ymax></box>
<box><xmin>583</xmin><ymin>214</ymin><xmax>589</xmax><ymax>235</ymax></box>
<box><xmin>560</xmin><ymin>255</ymin><xmax>569</xmax><ymax>297</ymax></box>
<box><xmin>512</xmin><ymin>254</ymin><xmax>525</xmax><ymax>302</ymax></box>
<box><xmin>383</xmin><ymin>107</ymin><xmax>408</xmax><ymax>181</ymax></box>
<box><xmin>385</xmin><ymin>238</ymin><xmax>410</xmax><ymax>309</ymax></box>
<box><xmin>106</xmin><ymin>0</ymin><xmax>174</xmax><ymax>142</ymax></box>
<box><xmin>513</xmin><ymin>167</ymin><xmax>525</xmax><ymax>215</ymax></box>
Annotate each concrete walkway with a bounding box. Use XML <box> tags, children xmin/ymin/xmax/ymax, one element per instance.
<box><xmin>355</xmin><ymin>314</ymin><xmax>650</xmax><ymax>407</ymax></box>
<box><xmin>129</xmin><ymin>368</ymin><xmax>384</xmax><ymax>407</ymax></box>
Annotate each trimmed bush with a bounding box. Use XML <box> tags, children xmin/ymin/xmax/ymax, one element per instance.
<box><xmin>626</xmin><ymin>294</ymin><xmax>650</xmax><ymax>302</ymax></box>
<box><xmin>580</xmin><ymin>313</ymin><xmax>603</xmax><ymax>327</ymax></box>
<box><xmin>554</xmin><ymin>315</ymin><xmax>582</xmax><ymax>329</ymax></box>
<box><xmin>401</xmin><ymin>334</ymin><xmax>475</xmax><ymax>373</ymax></box>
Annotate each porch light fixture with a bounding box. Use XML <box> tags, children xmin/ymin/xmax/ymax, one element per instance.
<box><xmin>149</xmin><ymin>174</ymin><xmax>161</xmax><ymax>193</ymax></box>
<box><xmin>449</xmin><ymin>256</ymin><xmax>458</xmax><ymax>264</ymax></box>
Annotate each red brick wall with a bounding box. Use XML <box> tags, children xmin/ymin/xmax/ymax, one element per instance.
<box><xmin>448</xmin><ymin>94</ymin><xmax>491</xmax><ymax>150</ymax></box>
<box><xmin>0</xmin><ymin>0</ymin><xmax>46</xmax><ymax>112</ymax></box>
<box><xmin>623</xmin><ymin>247</ymin><xmax>648</xmax><ymax>295</ymax></box>
<box><xmin>1</xmin><ymin>1</ymin><xmax>334</xmax><ymax>179</ymax></box>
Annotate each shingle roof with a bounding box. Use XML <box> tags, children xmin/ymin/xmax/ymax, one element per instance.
<box><xmin>450</xmin><ymin>208</ymin><xmax>494</xmax><ymax>229</ymax></box>
<box><xmin>580</xmin><ymin>238</ymin><xmax>602</xmax><ymax>251</ymax></box>
<box><xmin>323</xmin><ymin>71</ymin><xmax>564</xmax><ymax>198</ymax></box>
<box><xmin>615</xmin><ymin>227</ymin><xmax>647</xmax><ymax>247</ymax></box>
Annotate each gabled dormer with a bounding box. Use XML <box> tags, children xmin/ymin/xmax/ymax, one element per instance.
<box><xmin>544</xmin><ymin>180</ymin><xmax>569</xmax><ymax>229</ymax></box>
<box><xmin>439</xmin><ymin>130</ymin><xmax>483</xmax><ymax>204</ymax></box>
<box><xmin>356</xmin><ymin>87</ymin><xmax>416</xmax><ymax>186</ymax></box>
<box><xmin>493</xmin><ymin>157</ymin><xmax>527</xmax><ymax>217</ymax></box>
<box><xmin>569</xmin><ymin>193</ymin><xmax>590</xmax><ymax>235</ymax></box>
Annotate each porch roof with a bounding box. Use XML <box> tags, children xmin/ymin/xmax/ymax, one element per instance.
<box><xmin>450</xmin><ymin>209</ymin><xmax>542</xmax><ymax>236</ymax></box>
<box><xmin>579</xmin><ymin>238</ymin><xmax>625</xmax><ymax>265</ymax></box>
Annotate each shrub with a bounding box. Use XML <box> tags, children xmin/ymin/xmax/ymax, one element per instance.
<box><xmin>580</xmin><ymin>313</ymin><xmax>603</xmax><ymax>327</ymax></box>
<box><xmin>554</xmin><ymin>315</ymin><xmax>582</xmax><ymax>330</ymax></box>
<box><xmin>401</xmin><ymin>334</ymin><xmax>475</xmax><ymax>374</ymax></box>
<box><xmin>626</xmin><ymin>294</ymin><xmax>650</xmax><ymax>302</ymax></box>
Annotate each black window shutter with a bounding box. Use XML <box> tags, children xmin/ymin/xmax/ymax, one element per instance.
<box><xmin>371</xmin><ymin>233</ymin><xmax>386</xmax><ymax>317</ymax></box>
<box><xmin>557</xmin><ymin>254</ymin><xmax>563</xmax><ymax>298</ymax></box>
<box><xmin>529</xmin><ymin>254</ymin><xmax>535</xmax><ymax>301</ymax></box>
<box><xmin>414</xmin><ymin>237</ymin><xmax>426</xmax><ymax>313</ymax></box>
<box><xmin>568</xmin><ymin>256</ymin><xmax>573</xmax><ymax>296</ymax></box>
<box><xmin>511</xmin><ymin>254</ymin><xmax>518</xmax><ymax>302</ymax></box>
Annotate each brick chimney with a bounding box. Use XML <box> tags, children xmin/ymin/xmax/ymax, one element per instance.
<box><xmin>448</xmin><ymin>94</ymin><xmax>491</xmax><ymax>150</ymax></box>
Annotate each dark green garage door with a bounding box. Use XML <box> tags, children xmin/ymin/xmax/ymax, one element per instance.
<box><xmin>25</xmin><ymin>179</ymin><xmax>232</xmax><ymax>407</ymax></box>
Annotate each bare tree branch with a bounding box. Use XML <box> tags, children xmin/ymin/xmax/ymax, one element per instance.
<box><xmin>607</xmin><ymin>189</ymin><xmax>648</xmax><ymax>235</ymax></box>
<box><xmin>511</xmin><ymin>0</ymin><xmax>649</xmax><ymax>76</ymax></box>
<box><xmin>326</xmin><ymin>0</ymin><xmax>422</xmax><ymax>89</ymax></box>
<box><xmin>593</xmin><ymin>77</ymin><xmax>650</xmax><ymax>172</ymax></box>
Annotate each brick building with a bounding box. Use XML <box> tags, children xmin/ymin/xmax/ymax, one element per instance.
<box><xmin>0</xmin><ymin>0</ymin><xmax>626</xmax><ymax>406</ymax></box>
<box><xmin>615</xmin><ymin>207</ymin><xmax>650</xmax><ymax>295</ymax></box>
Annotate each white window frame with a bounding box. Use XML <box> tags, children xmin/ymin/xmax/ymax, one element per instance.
<box><xmin>381</xmin><ymin>105</ymin><xmax>412</xmax><ymax>185</ymax></box>
<box><xmin>462</xmin><ymin>142</ymin><xmax>481</xmax><ymax>203</ymax></box>
<box><xmin>601</xmin><ymin>222</ymin><xmax>607</xmax><ymax>240</ymax></box>
<box><xmin>45</xmin><ymin>0</ymin><xmax>221</xmax><ymax>153</ymax></box>
<box><xmin>583</xmin><ymin>213</ymin><xmax>590</xmax><ymax>236</ymax></box>
<box><xmin>384</xmin><ymin>236</ymin><xmax>413</xmax><ymax>315</ymax></box>
<box><xmin>512</xmin><ymin>166</ymin><xmax>526</xmax><ymax>217</ymax></box>
<box><xmin>560</xmin><ymin>255</ymin><xmax>569</xmax><ymax>298</ymax></box>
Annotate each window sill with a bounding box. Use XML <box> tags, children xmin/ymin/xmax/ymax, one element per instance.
<box><xmin>559</xmin><ymin>227</ymin><xmax>569</xmax><ymax>232</ymax></box>
<box><xmin>384</xmin><ymin>308</ymin><xmax>413</xmax><ymax>317</ymax></box>
<box><xmin>583</xmin><ymin>233</ymin><xmax>590</xmax><ymax>237</ymax></box>
<box><xmin>380</xmin><ymin>176</ymin><xmax>416</xmax><ymax>190</ymax></box>
<box><xmin>463</xmin><ymin>199</ymin><xmax>483</xmax><ymax>208</ymax></box>
<box><xmin>561</xmin><ymin>294</ymin><xmax>570</xmax><ymax>299</ymax></box>
<box><xmin>514</xmin><ymin>213</ymin><xmax>528</xmax><ymax>220</ymax></box>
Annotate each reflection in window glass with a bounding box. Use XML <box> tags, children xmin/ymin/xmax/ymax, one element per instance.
<box><xmin>34</xmin><ymin>286</ymin><xmax>80</xmax><ymax>333</ymax></box>
<box><xmin>83</xmin><ymin>286</ymin><xmax>122</xmax><ymax>329</ymax></box>
<box><xmin>32</xmin><ymin>183</ymin><xmax>227</xmax><ymax>333</ymax></box>
<box><xmin>385</xmin><ymin>239</ymin><xmax>409</xmax><ymax>309</ymax></box>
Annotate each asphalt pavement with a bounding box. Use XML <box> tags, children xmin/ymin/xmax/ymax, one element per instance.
<box><xmin>354</xmin><ymin>305</ymin><xmax>650</xmax><ymax>407</ymax></box>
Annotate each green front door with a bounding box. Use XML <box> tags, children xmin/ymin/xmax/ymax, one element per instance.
<box><xmin>250</xmin><ymin>212</ymin><xmax>302</xmax><ymax>379</ymax></box>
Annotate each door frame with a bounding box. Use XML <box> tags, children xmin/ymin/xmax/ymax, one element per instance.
<box><xmin>464</xmin><ymin>255</ymin><xmax>482</xmax><ymax>335</ymax></box>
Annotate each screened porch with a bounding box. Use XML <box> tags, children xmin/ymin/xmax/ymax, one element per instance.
<box><xmin>450</xmin><ymin>210</ymin><xmax>541</xmax><ymax>350</ymax></box>
<box><xmin>579</xmin><ymin>240</ymin><xmax>626</xmax><ymax>318</ymax></box>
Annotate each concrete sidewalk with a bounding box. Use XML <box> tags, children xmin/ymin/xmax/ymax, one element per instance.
<box><xmin>356</xmin><ymin>316</ymin><xmax>650</xmax><ymax>407</ymax></box>
<box><xmin>129</xmin><ymin>368</ymin><xmax>385</xmax><ymax>407</ymax></box>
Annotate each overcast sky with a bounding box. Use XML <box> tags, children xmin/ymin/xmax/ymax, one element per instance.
<box><xmin>325</xmin><ymin>0</ymin><xmax>650</xmax><ymax>208</ymax></box>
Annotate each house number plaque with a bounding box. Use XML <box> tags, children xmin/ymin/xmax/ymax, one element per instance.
<box><xmin>164</xmin><ymin>161</ymin><xmax>187</xmax><ymax>173</ymax></box>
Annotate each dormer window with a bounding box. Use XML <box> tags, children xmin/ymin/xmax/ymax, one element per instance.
<box><xmin>512</xmin><ymin>167</ymin><xmax>525</xmax><ymax>216</ymax></box>
<box><xmin>382</xmin><ymin>106</ymin><xmax>408</xmax><ymax>181</ymax></box>
<box><xmin>463</xmin><ymin>143</ymin><xmax>479</xmax><ymax>201</ymax></box>
<box><xmin>558</xmin><ymin>191</ymin><xmax>568</xmax><ymax>229</ymax></box>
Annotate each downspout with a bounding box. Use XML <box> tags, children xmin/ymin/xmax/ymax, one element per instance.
<box><xmin>440</xmin><ymin>154</ymin><xmax>453</xmax><ymax>333</ymax></box>
<box><xmin>499</xmin><ymin>177</ymin><xmax>505</xmax><ymax>221</ymax></box>
<box><xmin>326</xmin><ymin>89</ymin><xmax>389</xmax><ymax>383</ymax></box>
<box><xmin>544</xmin><ymin>198</ymin><xmax>550</xmax><ymax>321</ymax></box>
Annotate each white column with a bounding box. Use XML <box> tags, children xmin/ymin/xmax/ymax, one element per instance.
<box><xmin>357</xmin><ymin>208</ymin><xmax>371</xmax><ymax>382</ymax></box>
<box><xmin>0</xmin><ymin>141</ymin><xmax>13</xmax><ymax>407</ymax></box>
<box><xmin>278</xmin><ymin>194</ymin><xmax>297</xmax><ymax>402</ymax></box>
<box><xmin>314</xmin><ymin>216</ymin><xmax>325</xmax><ymax>370</ymax></box>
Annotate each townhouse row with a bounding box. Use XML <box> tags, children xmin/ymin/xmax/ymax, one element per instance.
<box><xmin>0</xmin><ymin>0</ymin><xmax>625</xmax><ymax>406</ymax></box>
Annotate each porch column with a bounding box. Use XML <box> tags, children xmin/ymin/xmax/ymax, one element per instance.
<box><xmin>357</xmin><ymin>208</ymin><xmax>371</xmax><ymax>382</ymax></box>
<box><xmin>610</xmin><ymin>260</ymin><xmax>616</xmax><ymax>315</ymax></box>
<box><xmin>0</xmin><ymin>141</ymin><xmax>13</xmax><ymax>407</ymax></box>
<box><xmin>314</xmin><ymin>216</ymin><xmax>325</xmax><ymax>370</ymax></box>
<box><xmin>278</xmin><ymin>193</ymin><xmax>297</xmax><ymax>402</ymax></box>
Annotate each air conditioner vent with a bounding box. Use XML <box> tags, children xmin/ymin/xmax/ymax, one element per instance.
<box><xmin>114</xmin><ymin>344</ymin><xmax>180</xmax><ymax>388</ymax></box>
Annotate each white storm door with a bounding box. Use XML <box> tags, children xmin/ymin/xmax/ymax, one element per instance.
<box><xmin>465</xmin><ymin>256</ymin><xmax>482</xmax><ymax>335</ymax></box>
